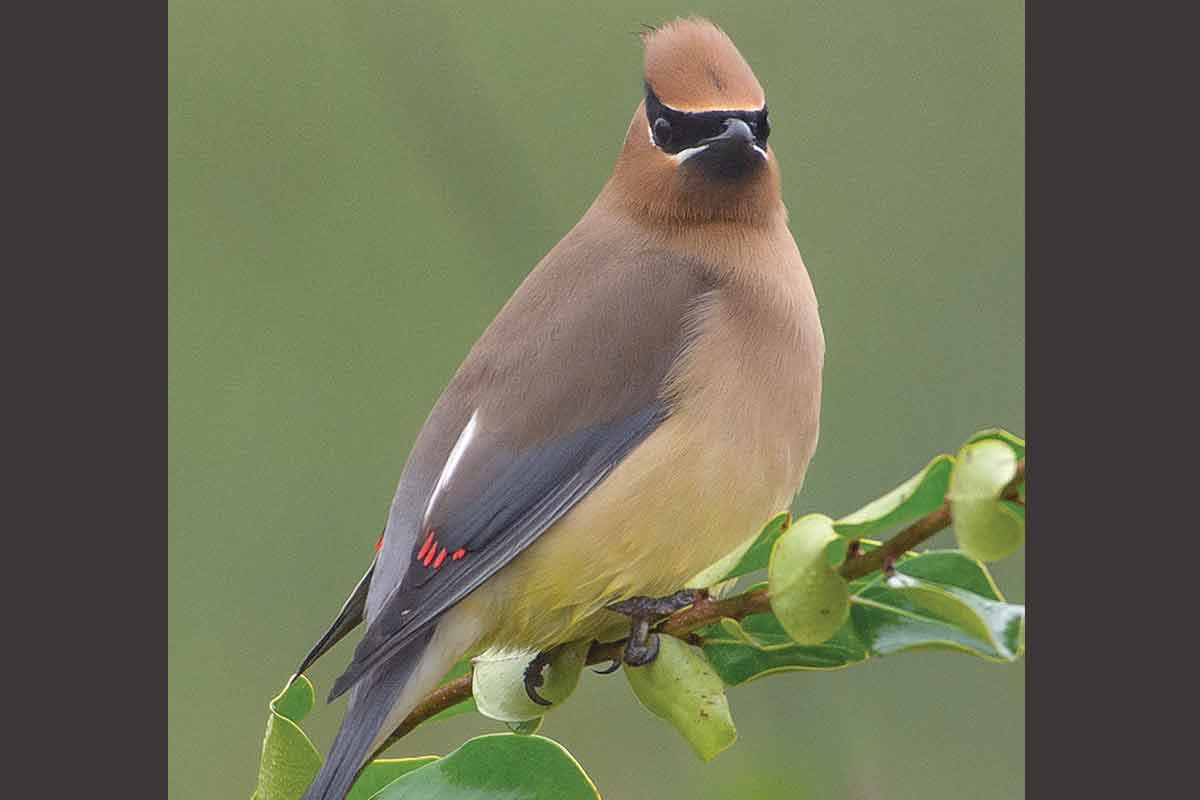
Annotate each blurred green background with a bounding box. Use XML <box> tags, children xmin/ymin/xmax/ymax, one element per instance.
<box><xmin>168</xmin><ymin>1</ymin><xmax>1023</xmax><ymax>798</ymax></box>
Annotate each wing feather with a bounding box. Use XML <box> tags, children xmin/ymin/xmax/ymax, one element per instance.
<box><xmin>328</xmin><ymin>405</ymin><xmax>664</xmax><ymax>698</ymax></box>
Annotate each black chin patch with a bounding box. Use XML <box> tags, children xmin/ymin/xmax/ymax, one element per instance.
<box><xmin>686</xmin><ymin>140</ymin><xmax>764</xmax><ymax>182</ymax></box>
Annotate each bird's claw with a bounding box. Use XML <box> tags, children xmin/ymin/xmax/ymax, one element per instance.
<box><xmin>623</xmin><ymin>631</ymin><xmax>660</xmax><ymax>667</ymax></box>
<box><xmin>592</xmin><ymin>658</ymin><xmax>622</xmax><ymax>675</ymax></box>
<box><xmin>522</xmin><ymin>649</ymin><xmax>555</xmax><ymax>706</ymax></box>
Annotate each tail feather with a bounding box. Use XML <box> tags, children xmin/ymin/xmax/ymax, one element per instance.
<box><xmin>296</xmin><ymin>562</ymin><xmax>374</xmax><ymax>678</ymax></box>
<box><xmin>300</xmin><ymin>627</ymin><xmax>435</xmax><ymax>800</ymax></box>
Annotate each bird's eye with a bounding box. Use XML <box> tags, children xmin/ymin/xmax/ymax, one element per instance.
<box><xmin>652</xmin><ymin>116</ymin><xmax>673</xmax><ymax>147</ymax></box>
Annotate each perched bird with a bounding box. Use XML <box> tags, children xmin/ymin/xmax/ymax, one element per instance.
<box><xmin>298</xmin><ymin>17</ymin><xmax>824</xmax><ymax>800</ymax></box>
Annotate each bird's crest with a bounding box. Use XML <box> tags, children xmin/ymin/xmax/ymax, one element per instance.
<box><xmin>642</xmin><ymin>17</ymin><xmax>764</xmax><ymax>113</ymax></box>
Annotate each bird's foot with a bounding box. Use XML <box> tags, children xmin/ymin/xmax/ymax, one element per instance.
<box><xmin>607</xmin><ymin>589</ymin><xmax>707</xmax><ymax>667</ymax></box>
<box><xmin>523</xmin><ymin>646</ymin><xmax>562</xmax><ymax>706</ymax></box>
<box><xmin>607</xmin><ymin>589</ymin><xmax>706</xmax><ymax>619</ymax></box>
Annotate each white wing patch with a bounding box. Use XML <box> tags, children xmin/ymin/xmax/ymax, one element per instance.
<box><xmin>422</xmin><ymin>409</ymin><xmax>480</xmax><ymax>529</ymax></box>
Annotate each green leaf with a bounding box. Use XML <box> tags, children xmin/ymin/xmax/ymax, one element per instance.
<box><xmin>700</xmin><ymin>607</ymin><xmax>868</xmax><ymax>685</ymax></box>
<box><xmin>347</xmin><ymin>758</ymin><xmax>438</xmax><ymax>800</ymax></box>
<box><xmin>251</xmin><ymin>677</ymin><xmax>322</xmax><ymax>800</ymax></box>
<box><xmin>624</xmin><ymin>635</ymin><xmax>738</xmax><ymax>761</ymax></box>
<box><xmin>834</xmin><ymin>455</ymin><xmax>954</xmax><ymax>539</ymax></box>
<box><xmin>426</xmin><ymin>659</ymin><xmax>476</xmax><ymax>723</ymax></box>
<box><xmin>471</xmin><ymin>640</ymin><xmax>589</xmax><ymax>723</ymax></box>
<box><xmin>273</xmin><ymin>676</ymin><xmax>315</xmax><ymax>721</ymax></box>
<box><xmin>375</xmin><ymin>734</ymin><xmax>600</xmax><ymax>800</ymax></box>
<box><xmin>879</xmin><ymin>550</ymin><xmax>1002</xmax><ymax>600</ymax></box>
<box><xmin>252</xmin><ymin>677</ymin><xmax>441</xmax><ymax>800</ymax></box>
<box><xmin>768</xmin><ymin>514</ymin><xmax>850</xmax><ymax>644</ymax></box>
<box><xmin>690</xmin><ymin>511</ymin><xmax>791</xmax><ymax>586</ymax></box>
<box><xmin>949</xmin><ymin>439</ymin><xmax>1024</xmax><ymax>561</ymax></box>
<box><xmin>849</xmin><ymin>552</ymin><xmax>1024</xmax><ymax>661</ymax></box>
<box><xmin>700</xmin><ymin>552</ymin><xmax>1020</xmax><ymax>684</ymax></box>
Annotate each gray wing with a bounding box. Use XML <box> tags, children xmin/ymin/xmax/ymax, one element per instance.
<box><xmin>329</xmin><ymin>233</ymin><xmax>716</xmax><ymax>700</ymax></box>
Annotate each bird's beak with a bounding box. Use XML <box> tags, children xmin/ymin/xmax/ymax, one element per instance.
<box><xmin>680</xmin><ymin>117</ymin><xmax>766</xmax><ymax>181</ymax></box>
<box><xmin>704</xmin><ymin>118</ymin><xmax>757</xmax><ymax>149</ymax></box>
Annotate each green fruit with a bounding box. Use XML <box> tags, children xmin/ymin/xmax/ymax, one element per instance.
<box><xmin>471</xmin><ymin>640</ymin><xmax>589</xmax><ymax>723</ymax></box>
<box><xmin>768</xmin><ymin>514</ymin><xmax>850</xmax><ymax>645</ymax></box>
<box><xmin>623</xmin><ymin>635</ymin><xmax>737</xmax><ymax>761</ymax></box>
<box><xmin>949</xmin><ymin>439</ymin><xmax>1024</xmax><ymax>561</ymax></box>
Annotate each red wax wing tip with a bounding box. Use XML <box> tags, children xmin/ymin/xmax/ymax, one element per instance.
<box><xmin>451</xmin><ymin>548</ymin><xmax>466</xmax><ymax>561</ymax></box>
<box><xmin>374</xmin><ymin>529</ymin><xmax>385</xmax><ymax>551</ymax></box>
<box><xmin>422</xmin><ymin>541</ymin><xmax>437</xmax><ymax>566</ymax></box>
<box><xmin>417</xmin><ymin>529</ymin><xmax>435</xmax><ymax>561</ymax></box>
<box><xmin>433</xmin><ymin>547</ymin><xmax>447</xmax><ymax>568</ymax></box>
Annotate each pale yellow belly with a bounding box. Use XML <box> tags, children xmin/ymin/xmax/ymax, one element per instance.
<box><xmin>455</xmin><ymin>405</ymin><xmax>811</xmax><ymax>654</ymax></box>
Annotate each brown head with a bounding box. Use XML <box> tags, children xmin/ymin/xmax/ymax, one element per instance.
<box><xmin>603</xmin><ymin>18</ymin><xmax>783</xmax><ymax>227</ymax></box>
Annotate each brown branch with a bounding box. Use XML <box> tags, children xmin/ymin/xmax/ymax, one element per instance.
<box><xmin>841</xmin><ymin>459</ymin><xmax>1024</xmax><ymax>581</ymax></box>
<box><xmin>376</xmin><ymin>459</ymin><xmax>1025</xmax><ymax>753</ymax></box>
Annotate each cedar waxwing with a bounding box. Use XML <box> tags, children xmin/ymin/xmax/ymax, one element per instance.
<box><xmin>299</xmin><ymin>18</ymin><xmax>824</xmax><ymax>799</ymax></box>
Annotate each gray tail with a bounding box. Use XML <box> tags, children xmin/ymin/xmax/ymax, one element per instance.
<box><xmin>295</xmin><ymin>562</ymin><xmax>374</xmax><ymax>678</ymax></box>
<box><xmin>300</xmin><ymin>627</ymin><xmax>435</xmax><ymax>800</ymax></box>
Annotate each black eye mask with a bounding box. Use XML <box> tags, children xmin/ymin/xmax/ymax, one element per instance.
<box><xmin>644</xmin><ymin>83</ymin><xmax>770</xmax><ymax>154</ymax></box>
